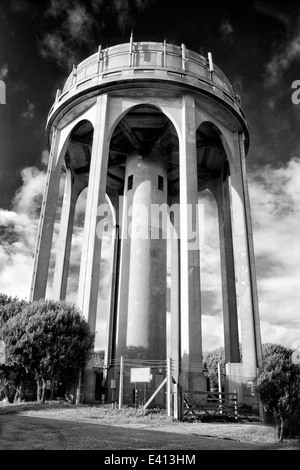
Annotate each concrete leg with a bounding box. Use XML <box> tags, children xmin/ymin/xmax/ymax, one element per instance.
<box><xmin>229</xmin><ymin>133</ymin><xmax>262</xmax><ymax>377</ymax></box>
<box><xmin>76</xmin><ymin>94</ymin><xmax>109</xmax><ymax>404</ymax></box>
<box><xmin>53</xmin><ymin>170</ymin><xmax>85</xmax><ymax>300</ymax></box>
<box><xmin>216</xmin><ymin>175</ymin><xmax>240</xmax><ymax>364</ymax></box>
<box><xmin>169</xmin><ymin>204</ymin><xmax>180</xmax><ymax>385</ymax></box>
<box><xmin>179</xmin><ymin>95</ymin><xmax>205</xmax><ymax>392</ymax></box>
<box><xmin>30</xmin><ymin>129</ymin><xmax>65</xmax><ymax>301</ymax></box>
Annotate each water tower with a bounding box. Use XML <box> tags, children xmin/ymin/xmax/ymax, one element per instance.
<box><xmin>30</xmin><ymin>38</ymin><xmax>262</xmax><ymax>406</ymax></box>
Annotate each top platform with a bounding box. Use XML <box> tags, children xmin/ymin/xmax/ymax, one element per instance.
<box><xmin>46</xmin><ymin>41</ymin><xmax>248</xmax><ymax>143</ymax></box>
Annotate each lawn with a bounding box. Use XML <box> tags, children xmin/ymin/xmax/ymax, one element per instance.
<box><xmin>1</xmin><ymin>401</ymin><xmax>299</xmax><ymax>449</ymax></box>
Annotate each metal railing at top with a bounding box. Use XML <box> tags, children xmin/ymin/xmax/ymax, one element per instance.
<box><xmin>60</xmin><ymin>41</ymin><xmax>234</xmax><ymax>95</ymax></box>
<box><xmin>47</xmin><ymin>39</ymin><xmax>244</xmax><ymax>124</ymax></box>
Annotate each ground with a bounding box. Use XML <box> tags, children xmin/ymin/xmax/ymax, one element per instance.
<box><xmin>0</xmin><ymin>401</ymin><xmax>299</xmax><ymax>451</ymax></box>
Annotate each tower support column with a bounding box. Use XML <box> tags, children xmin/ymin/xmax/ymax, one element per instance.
<box><xmin>30</xmin><ymin>129</ymin><xmax>64</xmax><ymax>301</ymax></box>
<box><xmin>216</xmin><ymin>176</ymin><xmax>240</xmax><ymax>364</ymax></box>
<box><xmin>53</xmin><ymin>170</ymin><xmax>85</xmax><ymax>300</ymax></box>
<box><xmin>77</xmin><ymin>94</ymin><xmax>109</xmax><ymax>403</ymax></box>
<box><xmin>179</xmin><ymin>95</ymin><xmax>205</xmax><ymax>392</ymax></box>
<box><xmin>169</xmin><ymin>210</ymin><xmax>180</xmax><ymax>385</ymax></box>
<box><xmin>229</xmin><ymin>133</ymin><xmax>262</xmax><ymax>378</ymax></box>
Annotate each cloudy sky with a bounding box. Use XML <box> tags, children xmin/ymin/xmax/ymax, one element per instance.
<box><xmin>0</xmin><ymin>0</ymin><xmax>300</xmax><ymax>353</ymax></box>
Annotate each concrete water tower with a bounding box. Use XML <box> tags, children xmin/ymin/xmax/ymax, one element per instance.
<box><xmin>30</xmin><ymin>37</ymin><xmax>262</xmax><ymax>405</ymax></box>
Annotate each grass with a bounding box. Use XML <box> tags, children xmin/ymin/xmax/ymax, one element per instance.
<box><xmin>1</xmin><ymin>400</ymin><xmax>299</xmax><ymax>449</ymax></box>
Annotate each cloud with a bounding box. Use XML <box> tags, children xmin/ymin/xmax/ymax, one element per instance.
<box><xmin>196</xmin><ymin>157</ymin><xmax>300</xmax><ymax>351</ymax></box>
<box><xmin>254</xmin><ymin>1</ymin><xmax>290</xmax><ymax>26</ymax></box>
<box><xmin>40</xmin><ymin>2</ymin><xmax>97</xmax><ymax>68</ymax></box>
<box><xmin>264</xmin><ymin>16</ymin><xmax>300</xmax><ymax>86</ymax></box>
<box><xmin>39</xmin><ymin>0</ymin><xmax>158</xmax><ymax>68</ymax></box>
<box><xmin>0</xmin><ymin>64</ymin><xmax>8</xmax><ymax>80</ymax></box>
<box><xmin>9</xmin><ymin>0</ymin><xmax>32</xmax><ymax>14</ymax></box>
<box><xmin>65</xmin><ymin>4</ymin><xmax>93</xmax><ymax>41</ymax></box>
<box><xmin>40</xmin><ymin>33</ymin><xmax>76</xmax><ymax>68</ymax></box>
<box><xmin>219</xmin><ymin>17</ymin><xmax>234</xmax><ymax>43</ymax></box>
<box><xmin>41</xmin><ymin>149</ymin><xmax>49</xmax><ymax>166</ymax></box>
<box><xmin>0</xmin><ymin>166</ymin><xmax>45</xmax><ymax>299</ymax></box>
<box><xmin>248</xmin><ymin>157</ymin><xmax>300</xmax><ymax>348</ymax></box>
<box><xmin>111</xmin><ymin>0</ymin><xmax>157</xmax><ymax>30</ymax></box>
<box><xmin>21</xmin><ymin>100</ymin><xmax>35</xmax><ymax>120</ymax></box>
<box><xmin>199</xmin><ymin>191</ymin><xmax>222</xmax><ymax>315</ymax></box>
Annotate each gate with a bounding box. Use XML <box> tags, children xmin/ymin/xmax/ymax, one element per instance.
<box><xmin>182</xmin><ymin>390</ymin><xmax>238</xmax><ymax>422</ymax></box>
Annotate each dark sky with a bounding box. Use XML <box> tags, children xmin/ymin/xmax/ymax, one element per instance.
<box><xmin>1</xmin><ymin>0</ymin><xmax>300</xmax><ymax>207</ymax></box>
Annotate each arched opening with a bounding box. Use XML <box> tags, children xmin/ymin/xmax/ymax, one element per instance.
<box><xmin>49</xmin><ymin>120</ymin><xmax>94</xmax><ymax>301</ymax></box>
<box><xmin>107</xmin><ymin>104</ymin><xmax>180</xmax><ymax>198</ymax></box>
<box><xmin>196</xmin><ymin>121</ymin><xmax>239</xmax><ymax>367</ymax></box>
<box><xmin>198</xmin><ymin>189</ymin><xmax>223</xmax><ymax>352</ymax></box>
<box><xmin>104</xmin><ymin>103</ymin><xmax>180</xmax><ymax>405</ymax></box>
<box><xmin>46</xmin><ymin>170</ymin><xmax>66</xmax><ymax>298</ymax></box>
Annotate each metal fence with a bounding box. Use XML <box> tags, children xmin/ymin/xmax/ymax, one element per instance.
<box><xmin>182</xmin><ymin>390</ymin><xmax>238</xmax><ymax>422</ymax></box>
<box><xmin>107</xmin><ymin>357</ymin><xmax>175</xmax><ymax>415</ymax></box>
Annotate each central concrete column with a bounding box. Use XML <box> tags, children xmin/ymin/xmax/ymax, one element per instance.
<box><xmin>179</xmin><ymin>95</ymin><xmax>205</xmax><ymax>392</ymax></box>
<box><xmin>115</xmin><ymin>148</ymin><xmax>168</xmax><ymax>360</ymax></box>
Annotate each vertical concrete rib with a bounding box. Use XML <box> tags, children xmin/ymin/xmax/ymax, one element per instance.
<box><xmin>229</xmin><ymin>133</ymin><xmax>259</xmax><ymax>376</ymax></box>
<box><xmin>77</xmin><ymin>94</ymin><xmax>109</xmax><ymax>404</ymax></box>
<box><xmin>216</xmin><ymin>176</ymin><xmax>240</xmax><ymax>364</ymax></box>
<box><xmin>179</xmin><ymin>95</ymin><xmax>204</xmax><ymax>391</ymax></box>
<box><xmin>238</xmin><ymin>134</ymin><xmax>263</xmax><ymax>369</ymax></box>
<box><xmin>77</xmin><ymin>93</ymin><xmax>109</xmax><ymax>331</ymax></box>
<box><xmin>53</xmin><ymin>170</ymin><xmax>84</xmax><ymax>300</ymax></box>
<box><xmin>104</xmin><ymin>193</ymin><xmax>120</xmax><ymax>369</ymax></box>
<box><xmin>30</xmin><ymin>129</ymin><xmax>64</xmax><ymax>301</ymax></box>
<box><xmin>170</xmin><ymin>217</ymin><xmax>180</xmax><ymax>383</ymax></box>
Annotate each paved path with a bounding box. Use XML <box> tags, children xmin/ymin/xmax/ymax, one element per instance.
<box><xmin>0</xmin><ymin>414</ymin><xmax>275</xmax><ymax>451</ymax></box>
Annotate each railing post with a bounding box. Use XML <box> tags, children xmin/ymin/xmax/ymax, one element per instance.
<box><xmin>55</xmin><ymin>89</ymin><xmax>61</xmax><ymax>102</ymax></box>
<box><xmin>97</xmin><ymin>44</ymin><xmax>102</xmax><ymax>74</ymax></box>
<box><xmin>163</xmin><ymin>40</ymin><xmax>167</xmax><ymax>68</ymax></box>
<box><xmin>181</xmin><ymin>43</ymin><xmax>186</xmax><ymax>71</ymax></box>
<box><xmin>129</xmin><ymin>31</ymin><xmax>133</xmax><ymax>67</ymax></box>
<box><xmin>208</xmin><ymin>52</ymin><xmax>214</xmax><ymax>81</ymax></box>
<box><xmin>72</xmin><ymin>64</ymin><xmax>77</xmax><ymax>85</ymax></box>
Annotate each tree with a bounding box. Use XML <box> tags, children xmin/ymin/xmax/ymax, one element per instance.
<box><xmin>203</xmin><ymin>347</ymin><xmax>225</xmax><ymax>390</ymax></box>
<box><xmin>0</xmin><ymin>294</ymin><xmax>28</xmax><ymax>402</ymax></box>
<box><xmin>262</xmin><ymin>342</ymin><xmax>293</xmax><ymax>365</ymax></box>
<box><xmin>3</xmin><ymin>299</ymin><xmax>94</xmax><ymax>403</ymax></box>
<box><xmin>0</xmin><ymin>293</ymin><xmax>27</xmax><ymax>327</ymax></box>
<box><xmin>203</xmin><ymin>346</ymin><xmax>242</xmax><ymax>391</ymax></box>
<box><xmin>256</xmin><ymin>345</ymin><xmax>300</xmax><ymax>442</ymax></box>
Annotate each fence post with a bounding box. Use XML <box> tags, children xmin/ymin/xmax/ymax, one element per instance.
<box><xmin>234</xmin><ymin>389</ymin><xmax>238</xmax><ymax>420</ymax></box>
<box><xmin>118</xmin><ymin>356</ymin><xmax>124</xmax><ymax>410</ymax></box>
<box><xmin>218</xmin><ymin>362</ymin><xmax>223</xmax><ymax>414</ymax></box>
<box><xmin>167</xmin><ymin>357</ymin><xmax>172</xmax><ymax>417</ymax></box>
<box><xmin>76</xmin><ymin>370</ymin><xmax>82</xmax><ymax>405</ymax></box>
<box><xmin>173</xmin><ymin>381</ymin><xmax>178</xmax><ymax>420</ymax></box>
